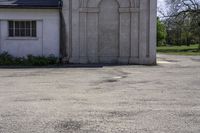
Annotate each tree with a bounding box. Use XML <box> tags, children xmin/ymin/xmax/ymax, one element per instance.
<box><xmin>165</xmin><ymin>0</ymin><xmax>200</xmax><ymax>49</ymax></box>
<box><xmin>157</xmin><ymin>18</ymin><xmax>167</xmax><ymax>46</ymax></box>
<box><xmin>165</xmin><ymin>0</ymin><xmax>200</xmax><ymax>15</ymax></box>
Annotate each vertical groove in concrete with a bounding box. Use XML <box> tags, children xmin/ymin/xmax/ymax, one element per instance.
<box><xmin>69</xmin><ymin>0</ymin><xmax>72</xmax><ymax>58</ymax></box>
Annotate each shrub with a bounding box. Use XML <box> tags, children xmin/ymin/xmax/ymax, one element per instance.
<box><xmin>0</xmin><ymin>52</ymin><xmax>59</xmax><ymax>66</ymax></box>
<box><xmin>0</xmin><ymin>52</ymin><xmax>14</xmax><ymax>65</ymax></box>
<box><xmin>27</xmin><ymin>55</ymin><xmax>59</xmax><ymax>66</ymax></box>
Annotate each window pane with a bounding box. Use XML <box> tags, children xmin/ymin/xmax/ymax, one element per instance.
<box><xmin>32</xmin><ymin>21</ymin><xmax>36</xmax><ymax>37</ymax></box>
<box><xmin>15</xmin><ymin>28</ymin><xmax>20</xmax><ymax>37</ymax></box>
<box><xmin>8</xmin><ymin>21</ymin><xmax>14</xmax><ymax>29</ymax></box>
<box><xmin>8</xmin><ymin>21</ymin><xmax>14</xmax><ymax>37</ymax></box>
<box><xmin>32</xmin><ymin>29</ymin><xmax>36</xmax><ymax>37</ymax></box>
<box><xmin>21</xmin><ymin>29</ymin><xmax>25</xmax><ymax>37</ymax></box>
<box><xmin>25</xmin><ymin>21</ymin><xmax>30</xmax><ymax>36</ymax></box>
<box><xmin>26</xmin><ymin>21</ymin><xmax>30</xmax><ymax>29</ymax></box>
<box><xmin>32</xmin><ymin>21</ymin><xmax>36</xmax><ymax>30</ymax></box>
<box><xmin>26</xmin><ymin>28</ymin><xmax>31</xmax><ymax>36</ymax></box>
<box><xmin>9</xmin><ymin>29</ymin><xmax>14</xmax><ymax>37</ymax></box>
<box><xmin>21</xmin><ymin>21</ymin><xmax>25</xmax><ymax>29</ymax></box>
<box><xmin>21</xmin><ymin>21</ymin><xmax>25</xmax><ymax>36</ymax></box>
<box><xmin>15</xmin><ymin>21</ymin><xmax>20</xmax><ymax>36</ymax></box>
<box><xmin>15</xmin><ymin>21</ymin><xmax>20</xmax><ymax>29</ymax></box>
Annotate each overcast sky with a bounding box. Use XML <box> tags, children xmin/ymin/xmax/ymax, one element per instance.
<box><xmin>158</xmin><ymin>0</ymin><xmax>166</xmax><ymax>9</ymax></box>
<box><xmin>157</xmin><ymin>0</ymin><xmax>167</xmax><ymax>16</ymax></box>
<box><xmin>158</xmin><ymin>0</ymin><xmax>165</xmax><ymax>6</ymax></box>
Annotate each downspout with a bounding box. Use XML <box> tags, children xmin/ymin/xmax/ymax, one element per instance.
<box><xmin>0</xmin><ymin>20</ymin><xmax>1</xmax><ymax>53</ymax></box>
<box><xmin>59</xmin><ymin>0</ymin><xmax>68</xmax><ymax>63</ymax></box>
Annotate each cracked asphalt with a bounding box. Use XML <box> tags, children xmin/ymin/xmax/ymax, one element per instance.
<box><xmin>0</xmin><ymin>54</ymin><xmax>200</xmax><ymax>133</ymax></box>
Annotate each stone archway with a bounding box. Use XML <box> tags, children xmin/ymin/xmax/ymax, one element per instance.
<box><xmin>66</xmin><ymin>0</ymin><xmax>157</xmax><ymax>64</ymax></box>
<box><xmin>78</xmin><ymin>0</ymin><xmax>153</xmax><ymax>64</ymax></box>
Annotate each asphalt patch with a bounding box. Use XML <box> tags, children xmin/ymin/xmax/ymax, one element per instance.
<box><xmin>54</xmin><ymin>120</ymin><xmax>82</xmax><ymax>132</ymax></box>
<box><xmin>108</xmin><ymin>110</ymin><xmax>149</xmax><ymax>118</ymax></box>
<box><xmin>40</xmin><ymin>98</ymin><xmax>54</xmax><ymax>101</ymax></box>
<box><xmin>14</xmin><ymin>97</ymin><xmax>54</xmax><ymax>102</ymax></box>
<box><xmin>104</xmin><ymin>79</ymin><xmax>118</xmax><ymax>83</ymax></box>
<box><xmin>191</xmin><ymin>58</ymin><xmax>200</xmax><ymax>62</ymax></box>
<box><xmin>165</xmin><ymin>59</ymin><xmax>179</xmax><ymax>62</ymax></box>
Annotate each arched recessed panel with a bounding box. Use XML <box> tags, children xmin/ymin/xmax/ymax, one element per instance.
<box><xmin>130</xmin><ymin>0</ymin><xmax>140</xmax><ymax>8</ymax></box>
<box><xmin>69</xmin><ymin>0</ymin><xmax>157</xmax><ymax>64</ymax></box>
<box><xmin>98</xmin><ymin>0</ymin><xmax>119</xmax><ymax>62</ymax></box>
<box><xmin>87</xmin><ymin>0</ymin><xmax>130</xmax><ymax>7</ymax></box>
<box><xmin>87</xmin><ymin>0</ymin><xmax>101</xmax><ymax>7</ymax></box>
<box><xmin>117</xmin><ymin>0</ymin><xmax>130</xmax><ymax>7</ymax></box>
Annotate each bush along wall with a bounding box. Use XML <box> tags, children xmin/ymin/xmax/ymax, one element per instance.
<box><xmin>0</xmin><ymin>52</ymin><xmax>59</xmax><ymax>66</ymax></box>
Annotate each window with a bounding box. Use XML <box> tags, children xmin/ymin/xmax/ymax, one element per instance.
<box><xmin>8</xmin><ymin>21</ymin><xmax>37</xmax><ymax>37</ymax></box>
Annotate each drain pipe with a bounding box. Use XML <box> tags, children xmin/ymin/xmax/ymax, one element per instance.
<box><xmin>59</xmin><ymin>0</ymin><xmax>68</xmax><ymax>63</ymax></box>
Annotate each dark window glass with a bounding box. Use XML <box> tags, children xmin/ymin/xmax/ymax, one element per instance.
<box><xmin>26</xmin><ymin>21</ymin><xmax>31</xmax><ymax>28</ymax></box>
<box><xmin>15</xmin><ymin>21</ymin><xmax>20</xmax><ymax>29</ymax></box>
<box><xmin>31</xmin><ymin>21</ymin><xmax>36</xmax><ymax>37</ymax></box>
<box><xmin>15</xmin><ymin>29</ymin><xmax>20</xmax><ymax>36</ymax></box>
<box><xmin>20</xmin><ymin>21</ymin><xmax>25</xmax><ymax>36</ymax></box>
<box><xmin>26</xmin><ymin>29</ymin><xmax>31</xmax><ymax>36</ymax></box>
<box><xmin>21</xmin><ymin>21</ymin><xmax>25</xmax><ymax>29</ymax></box>
<box><xmin>26</xmin><ymin>21</ymin><xmax>31</xmax><ymax>36</ymax></box>
<box><xmin>32</xmin><ymin>21</ymin><xmax>36</xmax><ymax>29</ymax></box>
<box><xmin>32</xmin><ymin>30</ymin><xmax>36</xmax><ymax>37</ymax></box>
<box><xmin>8</xmin><ymin>21</ymin><xmax>13</xmax><ymax>29</ymax></box>
<box><xmin>9</xmin><ymin>29</ymin><xmax>14</xmax><ymax>37</ymax></box>
<box><xmin>21</xmin><ymin>29</ymin><xmax>25</xmax><ymax>37</ymax></box>
<box><xmin>8</xmin><ymin>21</ymin><xmax>14</xmax><ymax>37</ymax></box>
<box><xmin>8</xmin><ymin>21</ymin><xmax>37</xmax><ymax>37</ymax></box>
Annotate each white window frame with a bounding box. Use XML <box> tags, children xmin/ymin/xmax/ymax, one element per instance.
<box><xmin>8</xmin><ymin>20</ymin><xmax>37</xmax><ymax>38</ymax></box>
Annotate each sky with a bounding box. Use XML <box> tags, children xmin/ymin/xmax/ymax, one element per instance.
<box><xmin>157</xmin><ymin>0</ymin><xmax>167</xmax><ymax>16</ymax></box>
<box><xmin>158</xmin><ymin>0</ymin><xmax>166</xmax><ymax>7</ymax></box>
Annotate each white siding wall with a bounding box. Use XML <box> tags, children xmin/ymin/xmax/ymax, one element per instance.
<box><xmin>0</xmin><ymin>9</ymin><xmax>60</xmax><ymax>57</ymax></box>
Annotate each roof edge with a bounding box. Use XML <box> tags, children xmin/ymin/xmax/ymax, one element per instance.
<box><xmin>0</xmin><ymin>0</ymin><xmax>63</xmax><ymax>9</ymax></box>
<box><xmin>0</xmin><ymin>5</ymin><xmax>62</xmax><ymax>9</ymax></box>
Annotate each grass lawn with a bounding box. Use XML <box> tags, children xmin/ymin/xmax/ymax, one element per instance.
<box><xmin>157</xmin><ymin>44</ymin><xmax>200</xmax><ymax>56</ymax></box>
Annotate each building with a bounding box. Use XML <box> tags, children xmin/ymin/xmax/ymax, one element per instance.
<box><xmin>0</xmin><ymin>0</ymin><xmax>61</xmax><ymax>58</ymax></box>
<box><xmin>0</xmin><ymin>0</ymin><xmax>157</xmax><ymax>64</ymax></box>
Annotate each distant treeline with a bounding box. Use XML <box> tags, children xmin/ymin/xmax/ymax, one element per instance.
<box><xmin>157</xmin><ymin>0</ymin><xmax>200</xmax><ymax>50</ymax></box>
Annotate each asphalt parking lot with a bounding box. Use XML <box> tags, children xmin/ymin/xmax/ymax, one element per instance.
<box><xmin>0</xmin><ymin>54</ymin><xmax>200</xmax><ymax>133</ymax></box>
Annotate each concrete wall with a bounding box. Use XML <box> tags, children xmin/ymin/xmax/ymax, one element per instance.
<box><xmin>0</xmin><ymin>9</ymin><xmax>60</xmax><ymax>57</ymax></box>
<box><xmin>62</xmin><ymin>0</ymin><xmax>157</xmax><ymax>64</ymax></box>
